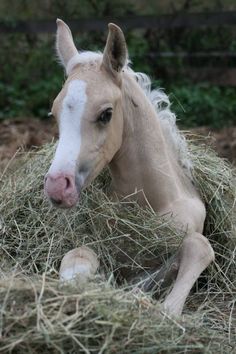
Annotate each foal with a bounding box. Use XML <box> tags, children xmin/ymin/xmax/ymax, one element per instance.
<box><xmin>44</xmin><ymin>20</ymin><xmax>214</xmax><ymax>316</ymax></box>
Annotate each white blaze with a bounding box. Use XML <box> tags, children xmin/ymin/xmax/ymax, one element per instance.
<box><xmin>48</xmin><ymin>79</ymin><xmax>87</xmax><ymax>175</ymax></box>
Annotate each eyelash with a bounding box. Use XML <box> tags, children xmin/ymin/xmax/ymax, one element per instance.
<box><xmin>97</xmin><ymin>108</ymin><xmax>113</xmax><ymax>125</ymax></box>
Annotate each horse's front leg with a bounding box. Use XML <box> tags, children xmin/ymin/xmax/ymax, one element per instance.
<box><xmin>162</xmin><ymin>232</ymin><xmax>215</xmax><ymax>316</ymax></box>
<box><xmin>59</xmin><ymin>246</ymin><xmax>99</xmax><ymax>282</ymax></box>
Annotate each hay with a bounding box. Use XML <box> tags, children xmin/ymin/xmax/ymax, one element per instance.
<box><xmin>0</xmin><ymin>140</ymin><xmax>236</xmax><ymax>353</ymax></box>
<box><xmin>0</xmin><ymin>275</ymin><xmax>234</xmax><ymax>354</ymax></box>
<box><xmin>190</xmin><ymin>139</ymin><xmax>236</xmax><ymax>291</ymax></box>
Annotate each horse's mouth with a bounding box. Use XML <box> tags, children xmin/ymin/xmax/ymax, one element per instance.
<box><xmin>49</xmin><ymin>193</ymin><xmax>80</xmax><ymax>208</ymax></box>
<box><xmin>47</xmin><ymin>189</ymin><xmax>80</xmax><ymax>209</ymax></box>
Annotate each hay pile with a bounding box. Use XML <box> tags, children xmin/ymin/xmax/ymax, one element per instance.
<box><xmin>0</xmin><ymin>275</ymin><xmax>234</xmax><ymax>353</ymax></box>
<box><xmin>0</xmin><ymin>140</ymin><xmax>235</xmax><ymax>353</ymax></box>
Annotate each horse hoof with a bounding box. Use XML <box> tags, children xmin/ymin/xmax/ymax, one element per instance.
<box><xmin>59</xmin><ymin>246</ymin><xmax>99</xmax><ymax>282</ymax></box>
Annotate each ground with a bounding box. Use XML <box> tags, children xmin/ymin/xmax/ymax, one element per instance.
<box><xmin>0</xmin><ymin>118</ymin><xmax>235</xmax><ymax>169</ymax></box>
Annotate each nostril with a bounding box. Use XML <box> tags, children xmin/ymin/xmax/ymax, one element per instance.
<box><xmin>78</xmin><ymin>162</ymin><xmax>89</xmax><ymax>175</ymax></box>
<box><xmin>65</xmin><ymin>176</ymin><xmax>72</xmax><ymax>191</ymax></box>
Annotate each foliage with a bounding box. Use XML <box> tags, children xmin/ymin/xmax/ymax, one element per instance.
<box><xmin>169</xmin><ymin>83</ymin><xmax>236</xmax><ymax>128</ymax></box>
<box><xmin>0</xmin><ymin>0</ymin><xmax>236</xmax><ymax>127</ymax></box>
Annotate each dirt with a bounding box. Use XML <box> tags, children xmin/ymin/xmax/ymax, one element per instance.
<box><xmin>0</xmin><ymin>118</ymin><xmax>235</xmax><ymax>168</ymax></box>
<box><xmin>0</xmin><ymin>118</ymin><xmax>58</xmax><ymax>169</ymax></box>
<box><xmin>191</xmin><ymin>126</ymin><xmax>236</xmax><ymax>165</ymax></box>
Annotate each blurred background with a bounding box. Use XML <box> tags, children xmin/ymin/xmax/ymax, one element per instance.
<box><xmin>0</xmin><ymin>0</ymin><xmax>235</xmax><ymax>166</ymax></box>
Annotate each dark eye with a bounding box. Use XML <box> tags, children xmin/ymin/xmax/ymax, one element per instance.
<box><xmin>97</xmin><ymin>108</ymin><xmax>113</xmax><ymax>125</ymax></box>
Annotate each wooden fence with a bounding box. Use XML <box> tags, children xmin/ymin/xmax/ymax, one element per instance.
<box><xmin>1</xmin><ymin>11</ymin><xmax>236</xmax><ymax>33</ymax></box>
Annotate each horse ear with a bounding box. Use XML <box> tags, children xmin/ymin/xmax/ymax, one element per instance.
<box><xmin>56</xmin><ymin>19</ymin><xmax>78</xmax><ymax>71</ymax></box>
<box><xmin>102</xmin><ymin>23</ymin><xmax>128</xmax><ymax>76</ymax></box>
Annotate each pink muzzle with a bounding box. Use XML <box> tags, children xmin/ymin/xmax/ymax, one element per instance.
<box><xmin>44</xmin><ymin>173</ymin><xmax>79</xmax><ymax>208</ymax></box>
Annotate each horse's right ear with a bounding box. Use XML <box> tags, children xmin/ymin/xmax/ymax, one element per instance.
<box><xmin>56</xmin><ymin>19</ymin><xmax>78</xmax><ymax>73</ymax></box>
<box><xmin>102</xmin><ymin>23</ymin><xmax>128</xmax><ymax>78</ymax></box>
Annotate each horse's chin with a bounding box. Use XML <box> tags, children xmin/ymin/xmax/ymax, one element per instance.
<box><xmin>48</xmin><ymin>192</ymin><xmax>80</xmax><ymax>209</ymax></box>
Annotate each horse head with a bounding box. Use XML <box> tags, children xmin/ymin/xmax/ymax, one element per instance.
<box><xmin>44</xmin><ymin>20</ymin><xmax>127</xmax><ymax>208</ymax></box>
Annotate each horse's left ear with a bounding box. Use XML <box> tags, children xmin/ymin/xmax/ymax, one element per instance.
<box><xmin>102</xmin><ymin>23</ymin><xmax>128</xmax><ymax>77</ymax></box>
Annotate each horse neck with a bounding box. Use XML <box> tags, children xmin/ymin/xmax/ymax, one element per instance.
<box><xmin>109</xmin><ymin>72</ymin><xmax>187</xmax><ymax>212</ymax></box>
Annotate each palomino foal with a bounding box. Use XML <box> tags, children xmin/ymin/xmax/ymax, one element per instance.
<box><xmin>44</xmin><ymin>19</ymin><xmax>215</xmax><ymax>316</ymax></box>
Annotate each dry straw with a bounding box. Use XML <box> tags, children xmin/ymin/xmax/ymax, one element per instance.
<box><xmin>0</xmin><ymin>139</ymin><xmax>235</xmax><ymax>353</ymax></box>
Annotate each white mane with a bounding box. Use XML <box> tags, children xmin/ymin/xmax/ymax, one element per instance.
<box><xmin>131</xmin><ymin>71</ymin><xmax>193</xmax><ymax>179</ymax></box>
<box><xmin>65</xmin><ymin>51</ymin><xmax>192</xmax><ymax>179</ymax></box>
